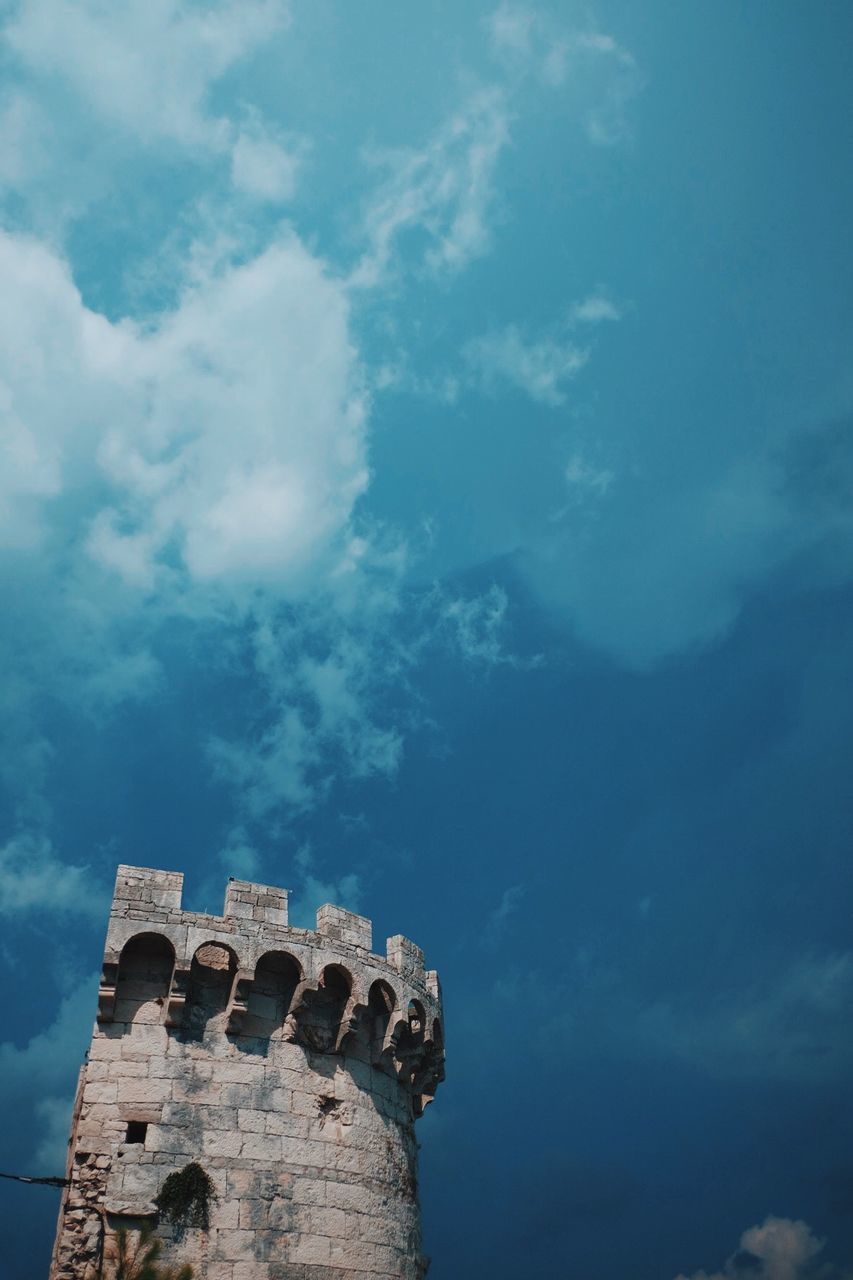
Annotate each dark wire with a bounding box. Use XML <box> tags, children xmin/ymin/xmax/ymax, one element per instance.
<box><xmin>0</xmin><ymin>1171</ymin><xmax>69</xmax><ymax>1188</ymax></box>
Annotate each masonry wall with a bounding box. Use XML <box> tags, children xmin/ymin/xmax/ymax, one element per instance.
<box><xmin>50</xmin><ymin>866</ymin><xmax>445</xmax><ymax>1280</ymax></box>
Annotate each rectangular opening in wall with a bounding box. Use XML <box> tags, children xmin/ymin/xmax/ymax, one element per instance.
<box><xmin>125</xmin><ymin>1121</ymin><xmax>148</xmax><ymax>1144</ymax></box>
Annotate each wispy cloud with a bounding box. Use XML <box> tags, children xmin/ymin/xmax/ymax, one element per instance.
<box><xmin>464</xmin><ymin>324</ymin><xmax>589</xmax><ymax>406</ymax></box>
<box><xmin>484</xmin><ymin>883</ymin><xmax>526</xmax><ymax>945</ymax></box>
<box><xmin>288</xmin><ymin>842</ymin><xmax>362</xmax><ymax>928</ymax></box>
<box><xmin>351</xmin><ymin>86</ymin><xmax>511</xmax><ymax>287</ymax></box>
<box><xmin>0</xmin><ymin>833</ymin><xmax>108</xmax><ymax>919</ymax></box>
<box><xmin>463</xmin><ymin>291</ymin><xmax>621</xmax><ymax>406</ymax></box>
<box><xmin>486</xmin><ymin>4</ymin><xmax>642</xmax><ymax>145</ymax></box>
<box><xmin>497</xmin><ymin>950</ymin><xmax>853</xmax><ymax>1086</ymax></box>
<box><xmin>436</xmin><ymin>584</ymin><xmax>537</xmax><ymax>669</ymax></box>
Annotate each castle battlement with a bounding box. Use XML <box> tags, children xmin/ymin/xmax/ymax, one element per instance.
<box><xmin>51</xmin><ymin>863</ymin><xmax>445</xmax><ymax>1280</ymax></box>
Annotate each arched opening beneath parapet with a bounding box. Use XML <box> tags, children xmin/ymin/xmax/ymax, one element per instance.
<box><xmin>184</xmin><ymin>941</ymin><xmax>238</xmax><ymax>1037</ymax></box>
<box><xmin>394</xmin><ymin>999</ymin><xmax>427</xmax><ymax>1083</ymax></box>
<box><xmin>367</xmin><ymin>979</ymin><xmax>397</xmax><ymax>1059</ymax></box>
<box><xmin>242</xmin><ymin>950</ymin><xmax>302</xmax><ymax>1040</ymax></box>
<box><xmin>296</xmin><ymin>963</ymin><xmax>353</xmax><ymax>1054</ymax></box>
<box><xmin>408</xmin><ymin>1000</ymin><xmax>425</xmax><ymax>1039</ymax></box>
<box><xmin>114</xmin><ymin>933</ymin><xmax>175</xmax><ymax>1025</ymax></box>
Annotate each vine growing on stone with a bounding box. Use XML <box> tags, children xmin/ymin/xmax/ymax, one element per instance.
<box><xmin>155</xmin><ymin>1162</ymin><xmax>217</xmax><ymax>1231</ymax></box>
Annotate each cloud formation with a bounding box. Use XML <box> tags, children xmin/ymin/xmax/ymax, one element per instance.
<box><xmin>464</xmin><ymin>324</ymin><xmax>588</xmax><ymax>406</ymax></box>
<box><xmin>499</xmin><ymin>949</ymin><xmax>853</xmax><ymax>1086</ymax></box>
<box><xmin>674</xmin><ymin>1216</ymin><xmax>849</xmax><ymax>1280</ymax></box>
<box><xmin>0</xmin><ymin>973</ymin><xmax>99</xmax><ymax>1171</ymax></box>
<box><xmin>5</xmin><ymin>0</ymin><xmax>287</xmax><ymax>152</ymax></box>
<box><xmin>352</xmin><ymin>86</ymin><xmax>511</xmax><ymax>286</ymax></box>
<box><xmin>0</xmin><ymin>834</ymin><xmax>107</xmax><ymax>919</ymax></box>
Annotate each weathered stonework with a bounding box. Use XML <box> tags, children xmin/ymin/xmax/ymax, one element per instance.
<box><xmin>50</xmin><ymin>865</ymin><xmax>445</xmax><ymax>1279</ymax></box>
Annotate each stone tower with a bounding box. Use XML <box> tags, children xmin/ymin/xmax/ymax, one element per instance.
<box><xmin>50</xmin><ymin>864</ymin><xmax>445</xmax><ymax>1279</ymax></box>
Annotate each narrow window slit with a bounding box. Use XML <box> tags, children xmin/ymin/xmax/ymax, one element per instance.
<box><xmin>125</xmin><ymin>1120</ymin><xmax>148</xmax><ymax>1144</ymax></box>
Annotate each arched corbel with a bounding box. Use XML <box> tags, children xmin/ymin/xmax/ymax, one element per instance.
<box><xmin>97</xmin><ymin>961</ymin><xmax>119</xmax><ymax>1023</ymax></box>
<box><xmin>226</xmin><ymin>971</ymin><xmax>254</xmax><ymax>1035</ymax></box>
<box><xmin>164</xmin><ymin>966</ymin><xmax>191</xmax><ymax>1028</ymax></box>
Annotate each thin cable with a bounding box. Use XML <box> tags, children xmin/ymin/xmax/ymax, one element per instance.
<box><xmin>0</xmin><ymin>1171</ymin><xmax>69</xmax><ymax>1188</ymax></box>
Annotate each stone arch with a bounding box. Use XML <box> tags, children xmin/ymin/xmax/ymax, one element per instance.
<box><xmin>394</xmin><ymin>998</ymin><xmax>427</xmax><ymax>1083</ymax></box>
<box><xmin>184</xmin><ymin>941</ymin><xmax>238</xmax><ymax>1037</ymax></box>
<box><xmin>296</xmin><ymin>963</ymin><xmax>353</xmax><ymax>1054</ymax></box>
<box><xmin>113</xmin><ymin>932</ymin><xmax>175</xmax><ymax>1025</ymax></box>
<box><xmin>242</xmin><ymin>950</ymin><xmax>302</xmax><ymax>1039</ymax></box>
<box><xmin>365</xmin><ymin>978</ymin><xmax>398</xmax><ymax>1063</ymax></box>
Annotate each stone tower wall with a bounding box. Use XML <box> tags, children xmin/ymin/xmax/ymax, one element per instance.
<box><xmin>50</xmin><ymin>865</ymin><xmax>445</xmax><ymax>1280</ymax></box>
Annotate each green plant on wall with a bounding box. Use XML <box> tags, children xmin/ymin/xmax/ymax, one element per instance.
<box><xmin>155</xmin><ymin>1162</ymin><xmax>217</xmax><ymax>1231</ymax></box>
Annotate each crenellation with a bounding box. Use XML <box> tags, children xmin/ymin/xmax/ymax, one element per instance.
<box><xmin>385</xmin><ymin>935</ymin><xmax>425</xmax><ymax>980</ymax></box>
<box><xmin>225</xmin><ymin>877</ymin><xmax>290</xmax><ymax>928</ymax></box>
<box><xmin>114</xmin><ymin>864</ymin><xmax>184</xmax><ymax>911</ymax></box>
<box><xmin>316</xmin><ymin>904</ymin><xmax>372</xmax><ymax>951</ymax></box>
<box><xmin>51</xmin><ymin>864</ymin><xmax>444</xmax><ymax>1280</ymax></box>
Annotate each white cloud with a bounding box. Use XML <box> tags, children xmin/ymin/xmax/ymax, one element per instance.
<box><xmin>674</xmin><ymin>1216</ymin><xmax>842</xmax><ymax>1280</ymax></box>
<box><xmin>231</xmin><ymin>119</ymin><xmax>304</xmax><ymax>203</ymax></box>
<box><xmin>486</xmin><ymin>2</ymin><xmax>535</xmax><ymax>62</ymax></box>
<box><xmin>352</xmin><ymin>86</ymin><xmax>511</xmax><ymax>287</ymax></box>
<box><xmin>4</xmin><ymin>0</ymin><xmax>288</xmax><ymax>153</ymax></box>
<box><xmin>288</xmin><ymin>843</ymin><xmax>362</xmax><ymax>928</ymax></box>
<box><xmin>0</xmin><ymin>219</ymin><xmax>398</xmax><ymax>826</ymax></box>
<box><xmin>0</xmin><ymin>972</ymin><xmax>98</xmax><ymax>1172</ymax></box>
<box><xmin>0</xmin><ymin>833</ymin><xmax>108</xmax><ymax>918</ymax></box>
<box><xmin>0</xmin><ymin>227</ymin><xmax>367</xmax><ymax>591</ymax></box>
<box><xmin>33</xmin><ymin>1096</ymin><xmax>75</xmax><ymax>1172</ymax></box>
<box><xmin>465</xmin><ymin>323</ymin><xmax>589</xmax><ymax>405</ymax></box>
<box><xmin>216</xmin><ymin>829</ymin><xmax>262</xmax><ymax>882</ymax></box>
<box><xmin>0</xmin><ymin>88</ymin><xmax>49</xmax><ymax>191</ymax></box>
<box><xmin>570</xmin><ymin>291</ymin><xmax>623</xmax><ymax>324</ymax></box>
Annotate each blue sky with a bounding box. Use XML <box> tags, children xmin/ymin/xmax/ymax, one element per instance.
<box><xmin>1</xmin><ymin>2</ymin><xmax>853</xmax><ymax>1277</ymax></box>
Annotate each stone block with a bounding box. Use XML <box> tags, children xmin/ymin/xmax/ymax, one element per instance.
<box><xmin>325</xmin><ymin>1182</ymin><xmax>366</xmax><ymax>1213</ymax></box>
<box><xmin>234</xmin><ymin>1265</ymin><xmax>269</xmax><ymax>1280</ymax></box>
<box><xmin>227</xmin><ymin>1168</ymin><xmax>259</xmax><ymax>1197</ymax></box>
<box><xmin>237</xmin><ymin>1108</ymin><xmax>266</xmax><ymax>1133</ymax></box>
<box><xmin>83</xmin><ymin>1082</ymin><xmax>118</xmax><ymax>1105</ymax></box>
<box><xmin>280</xmin><ymin>1135</ymin><xmax>327</xmax><ymax>1168</ymax></box>
<box><xmin>385</xmin><ymin>935</ymin><xmax>424</xmax><ymax>978</ymax></box>
<box><xmin>117</xmin><ymin>1079</ymin><xmax>171</xmax><ymax>1105</ymax></box>
<box><xmin>145</xmin><ymin>1125</ymin><xmax>195</xmax><ymax>1156</ymax></box>
<box><xmin>328</xmin><ymin>1238</ymin><xmax>379</xmax><ymax>1271</ymax></box>
<box><xmin>291</xmin><ymin>1177</ymin><xmax>326</xmax><ymax>1207</ymax></box>
<box><xmin>289</xmin><ymin>1235</ymin><xmax>331</xmax><ymax>1266</ymax></box>
<box><xmin>316</xmin><ymin>903</ymin><xmax>372</xmax><ymax>951</ymax></box>
<box><xmin>202</xmin><ymin>1130</ymin><xmax>243</xmax><ymax>1159</ymax></box>
<box><xmin>240</xmin><ymin>1132</ymin><xmax>282</xmax><ymax>1162</ymax></box>
<box><xmin>213</xmin><ymin>1199</ymin><xmax>240</xmax><ymax>1230</ymax></box>
<box><xmin>215</xmin><ymin>1229</ymin><xmax>258</xmax><ymax>1262</ymax></box>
